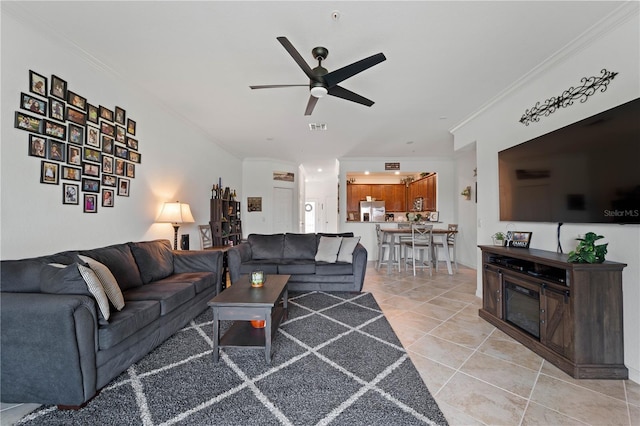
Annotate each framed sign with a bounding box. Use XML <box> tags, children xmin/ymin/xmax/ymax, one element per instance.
<box><xmin>507</xmin><ymin>231</ymin><xmax>532</xmax><ymax>248</ymax></box>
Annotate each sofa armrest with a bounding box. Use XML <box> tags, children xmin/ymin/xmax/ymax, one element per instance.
<box><xmin>227</xmin><ymin>243</ymin><xmax>252</xmax><ymax>283</ymax></box>
<box><xmin>173</xmin><ymin>250</ymin><xmax>224</xmax><ymax>295</ymax></box>
<box><xmin>352</xmin><ymin>243</ymin><xmax>368</xmax><ymax>291</ymax></box>
<box><xmin>0</xmin><ymin>292</ymin><xmax>98</xmax><ymax>405</ymax></box>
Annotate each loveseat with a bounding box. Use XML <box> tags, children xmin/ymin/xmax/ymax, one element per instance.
<box><xmin>228</xmin><ymin>233</ymin><xmax>367</xmax><ymax>292</ymax></box>
<box><xmin>0</xmin><ymin>239</ymin><xmax>222</xmax><ymax>407</ymax></box>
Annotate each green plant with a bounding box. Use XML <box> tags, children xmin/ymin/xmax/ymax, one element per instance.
<box><xmin>492</xmin><ymin>232</ymin><xmax>505</xmax><ymax>240</ymax></box>
<box><xmin>567</xmin><ymin>232</ymin><xmax>608</xmax><ymax>263</ymax></box>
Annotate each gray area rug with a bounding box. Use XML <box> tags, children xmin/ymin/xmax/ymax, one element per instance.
<box><xmin>18</xmin><ymin>291</ymin><xmax>448</xmax><ymax>425</ymax></box>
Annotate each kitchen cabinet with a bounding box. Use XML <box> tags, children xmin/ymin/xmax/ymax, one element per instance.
<box><xmin>407</xmin><ymin>174</ymin><xmax>436</xmax><ymax>211</ymax></box>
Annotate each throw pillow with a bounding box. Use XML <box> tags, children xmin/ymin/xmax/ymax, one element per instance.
<box><xmin>315</xmin><ymin>236</ymin><xmax>343</xmax><ymax>263</ymax></box>
<box><xmin>337</xmin><ymin>237</ymin><xmax>361</xmax><ymax>263</ymax></box>
<box><xmin>41</xmin><ymin>263</ymin><xmax>110</xmax><ymax>321</ymax></box>
<box><xmin>78</xmin><ymin>255</ymin><xmax>125</xmax><ymax>311</ymax></box>
<box><xmin>129</xmin><ymin>240</ymin><xmax>174</xmax><ymax>284</ymax></box>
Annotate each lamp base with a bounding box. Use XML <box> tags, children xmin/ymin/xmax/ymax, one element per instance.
<box><xmin>172</xmin><ymin>225</ymin><xmax>180</xmax><ymax>250</ymax></box>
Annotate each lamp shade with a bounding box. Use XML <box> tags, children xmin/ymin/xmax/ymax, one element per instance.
<box><xmin>156</xmin><ymin>202</ymin><xmax>195</xmax><ymax>224</ymax></box>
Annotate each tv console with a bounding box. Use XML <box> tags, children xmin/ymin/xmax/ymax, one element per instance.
<box><xmin>479</xmin><ymin>245</ymin><xmax>628</xmax><ymax>379</ymax></box>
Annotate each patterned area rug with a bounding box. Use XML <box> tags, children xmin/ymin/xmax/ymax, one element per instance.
<box><xmin>19</xmin><ymin>292</ymin><xmax>448</xmax><ymax>425</ymax></box>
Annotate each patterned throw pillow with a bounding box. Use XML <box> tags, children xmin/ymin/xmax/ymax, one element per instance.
<box><xmin>78</xmin><ymin>255</ymin><xmax>125</xmax><ymax>310</ymax></box>
<box><xmin>76</xmin><ymin>264</ymin><xmax>111</xmax><ymax>320</ymax></box>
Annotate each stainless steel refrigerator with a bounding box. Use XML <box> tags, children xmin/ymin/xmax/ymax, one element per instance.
<box><xmin>360</xmin><ymin>201</ymin><xmax>385</xmax><ymax>222</ymax></box>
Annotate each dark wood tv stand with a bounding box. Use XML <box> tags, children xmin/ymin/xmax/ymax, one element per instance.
<box><xmin>478</xmin><ymin>245</ymin><xmax>628</xmax><ymax>379</ymax></box>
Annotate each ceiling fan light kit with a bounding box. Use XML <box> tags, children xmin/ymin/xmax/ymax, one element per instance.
<box><xmin>250</xmin><ymin>36</ymin><xmax>386</xmax><ymax>115</ymax></box>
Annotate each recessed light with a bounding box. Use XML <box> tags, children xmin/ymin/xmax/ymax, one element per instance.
<box><xmin>394</xmin><ymin>171</ymin><xmax>400</xmax><ymax>175</ymax></box>
<box><xmin>317</xmin><ymin>168</ymin><xmax>323</xmax><ymax>172</ymax></box>
<box><xmin>364</xmin><ymin>171</ymin><xmax>370</xmax><ymax>175</ymax></box>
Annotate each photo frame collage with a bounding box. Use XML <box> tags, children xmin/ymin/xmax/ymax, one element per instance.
<box><xmin>15</xmin><ymin>70</ymin><xmax>141</xmax><ymax>213</ymax></box>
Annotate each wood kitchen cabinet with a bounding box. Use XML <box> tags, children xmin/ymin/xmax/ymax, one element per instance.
<box><xmin>407</xmin><ymin>174</ymin><xmax>436</xmax><ymax>211</ymax></box>
<box><xmin>346</xmin><ymin>176</ymin><xmax>436</xmax><ymax>215</ymax></box>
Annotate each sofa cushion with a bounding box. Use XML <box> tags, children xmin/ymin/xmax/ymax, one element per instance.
<box><xmin>123</xmin><ymin>282</ymin><xmax>195</xmax><ymax>316</ymax></box>
<box><xmin>238</xmin><ymin>261</ymin><xmax>279</xmax><ymax>276</ymax></box>
<box><xmin>316</xmin><ymin>232</ymin><xmax>354</xmax><ymax>247</ymax></box>
<box><xmin>153</xmin><ymin>272</ymin><xmax>215</xmax><ymax>294</ymax></box>
<box><xmin>129</xmin><ymin>240</ymin><xmax>174</xmax><ymax>284</ymax></box>
<box><xmin>315</xmin><ymin>236</ymin><xmax>343</xmax><ymax>263</ymax></box>
<box><xmin>1</xmin><ymin>259</ymin><xmax>49</xmax><ymax>293</ymax></box>
<box><xmin>277</xmin><ymin>260</ymin><xmax>316</xmax><ymax>275</ymax></box>
<box><xmin>79</xmin><ymin>243</ymin><xmax>143</xmax><ymax>290</ymax></box>
<box><xmin>98</xmin><ymin>300</ymin><xmax>161</xmax><ymax>350</ymax></box>
<box><xmin>316</xmin><ymin>262</ymin><xmax>354</xmax><ymax>276</ymax></box>
<box><xmin>283</xmin><ymin>233</ymin><xmax>317</xmax><ymax>260</ymax></box>
<box><xmin>248</xmin><ymin>234</ymin><xmax>284</xmax><ymax>260</ymax></box>
<box><xmin>337</xmin><ymin>237</ymin><xmax>361</xmax><ymax>264</ymax></box>
<box><xmin>78</xmin><ymin>255</ymin><xmax>125</xmax><ymax>311</ymax></box>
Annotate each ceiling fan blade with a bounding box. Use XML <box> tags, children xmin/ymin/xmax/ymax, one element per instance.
<box><xmin>323</xmin><ymin>53</ymin><xmax>386</xmax><ymax>88</ymax></box>
<box><xmin>277</xmin><ymin>36</ymin><xmax>315</xmax><ymax>80</ymax></box>
<box><xmin>250</xmin><ymin>84</ymin><xmax>308</xmax><ymax>89</ymax></box>
<box><xmin>304</xmin><ymin>95</ymin><xmax>319</xmax><ymax>116</ymax></box>
<box><xmin>327</xmin><ymin>85</ymin><xmax>374</xmax><ymax>107</ymax></box>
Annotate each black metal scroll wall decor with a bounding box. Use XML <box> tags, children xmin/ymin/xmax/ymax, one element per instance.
<box><xmin>14</xmin><ymin>70</ymin><xmax>142</xmax><ymax>213</ymax></box>
<box><xmin>519</xmin><ymin>69</ymin><xmax>618</xmax><ymax>126</ymax></box>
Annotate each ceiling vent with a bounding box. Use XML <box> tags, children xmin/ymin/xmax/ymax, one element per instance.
<box><xmin>308</xmin><ymin>123</ymin><xmax>328</xmax><ymax>131</ymax></box>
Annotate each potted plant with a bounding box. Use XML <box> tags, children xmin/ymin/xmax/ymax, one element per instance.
<box><xmin>491</xmin><ymin>232</ymin><xmax>506</xmax><ymax>246</ymax></box>
<box><xmin>567</xmin><ymin>232</ymin><xmax>608</xmax><ymax>263</ymax></box>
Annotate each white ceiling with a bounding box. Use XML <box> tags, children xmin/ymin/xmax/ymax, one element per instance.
<box><xmin>5</xmin><ymin>1</ymin><xmax>626</xmax><ymax>180</ymax></box>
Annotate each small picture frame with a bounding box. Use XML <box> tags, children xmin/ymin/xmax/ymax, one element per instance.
<box><xmin>127</xmin><ymin>118</ymin><xmax>136</xmax><ymax>135</ymax></box>
<box><xmin>117</xmin><ymin>178</ymin><xmax>130</xmax><ymax>196</ymax></box>
<box><xmin>67</xmin><ymin>91</ymin><xmax>86</xmax><ymax>111</ymax></box>
<box><xmin>508</xmin><ymin>231</ymin><xmax>533</xmax><ymax>248</ymax></box>
<box><xmin>86</xmin><ymin>125</ymin><xmax>100</xmax><ymax>147</ymax></box>
<box><xmin>102</xmin><ymin>174</ymin><xmax>117</xmax><ymax>187</ymax></box>
<box><xmin>128</xmin><ymin>151</ymin><xmax>141</xmax><ymax>163</ymax></box>
<box><xmin>43</xmin><ymin>120</ymin><xmax>66</xmax><ymax>140</ymax></box>
<box><xmin>83</xmin><ymin>147</ymin><xmax>101</xmax><ymax>163</ymax></box>
<box><xmin>15</xmin><ymin>111</ymin><xmax>42</xmax><ymax>133</ymax></box>
<box><xmin>115</xmin><ymin>125</ymin><xmax>126</xmax><ymax>143</ymax></box>
<box><xmin>115</xmin><ymin>158</ymin><xmax>126</xmax><ymax>176</ymax></box>
<box><xmin>87</xmin><ymin>104</ymin><xmax>99</xmax><ymax>124</ymax></box>
<box><xmin>100</xmin><ymin>121</ymin><xmax>115</xmax><ymax>137</ymax></box>
<box><xmin>21</xmin><ymin>92</ymin><xmax>47</xmax><ymax>116</ymax></box>
<box><xmin>63</xmin><ymin>183</ymin><xmax>79</xmax><ymax>205</ymax></box>
<box><xmin>29</xmin><ymin>70</ymin><xmax>47</xmax><ymax>97</ymax></box>
<box><xmin>84</xmin><ymin>194</ymin><xmax>98</xmax><ymax>213</ymax></box>
<box><xmin>50</xmin><ymin>75</ymin><xmax>67</xmax><ymax>100</ymax></box>
<box><xmin>67</xmin><ymin>144</ymin><xmax>81</xmax><ymax>165</ymax></box>
<box><xmin>428</xmin><ymin>211</ymin><xmax>439</xmax><ymax>222</ymax></box>
<box><xmin>102</xmin><ymin>155</ymin><xmax>114</xmax><ymax>174</ymax></box>
<box><xmin>47</xmin><ymin>140</ymin><xmax>65</xmax><ymax>162</ymax></box>
<box><xmin>247</xmin><ymin>197</ymin><xmax>262</xmax><ymax>212</ymax></box>
<box><xmin>82</xmin><ymin>177</ymin><xmax>100</xmax><ymax>193</ymax></box>
<box><xmin>114</xmin><ymin>106</ymin><xmax>126</xmax><ymax>125</ymax></box>
<box><xmin>115</xmin><ymin>145</ymin><xmax>128</xmax><ymax>159</ymax></box>
<box><xmin>99</xmin><ymin>105</ymin><xmax>113</xmax><ymax>121</ymax></box>
<box><xmin>61</xmin><ymin>166</ymin><xmax>81</xmax><ymax>181</ymax></box>
<box><xmin>82</xmin><ymin>162</ymin><xmax>100</xmax><ymax>177</ymax></box>
<box><xmin>101</xmin><ymin>135</ymin><xmax>114</xmax><ymax>154</ymax></box>
<box><xmin>126</xmin><ymin>136</ymin><xmax>138</xmax><ymax>151</ymax></box>
<box><xmin>68</xmin><ymin>123</ymin><xmax>85</xmax><ymax>145</ymax></box>
<box><xmin>102</xmin><ymin>189</ymin><xmax>115</xmax><ymax>207</ymax></box>
<box><xmin>48</xmin><ymin>98</ymin><xmax>65</xmax><ymax>122</ymax></box>
<box><xmin>28</xmin><ymin>135</ymin><xmax>47</xmax><ymax>158</ymax></box>
<box><xmin>126</xmin><ymin>162</ymin><xmax>135</xmax><ymax>178</ymax></box>
<box><xmin>66</xmin><ymin>106</ymin><xmax>86</xmax><ymax>125</ymax></box>
<box><xmin>40</xmin><ymin>160</ymin><xmax>59</xmax><ymax>184</ymax></box>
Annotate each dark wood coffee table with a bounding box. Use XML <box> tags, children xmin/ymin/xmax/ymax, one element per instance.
<box><xmin>208</xmin><ymin>274</ymin><xmax>290</xmax><ymax>363</ymax></box>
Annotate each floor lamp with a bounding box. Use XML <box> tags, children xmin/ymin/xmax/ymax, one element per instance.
<box><xmin>156</xmin><ymin>201</ymin><xmax>195</xmax><ymax>250</ymax></box>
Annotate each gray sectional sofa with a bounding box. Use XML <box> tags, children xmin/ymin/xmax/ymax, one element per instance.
<box><xmin>0</xmin><ymin>239</ymin><xmax>222</xmax><ymax>407</ymax></box>
<box><xmin>228</xmin><ymin>233</ymin><xmax>367</xmax><ymax>292</ymax></box>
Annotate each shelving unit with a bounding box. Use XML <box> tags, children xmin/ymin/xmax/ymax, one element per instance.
<box><xmin>478</xmin><ymin>245</ymin><xmax>628</xmax><ymax>379</ymax></box>
<box><xmin>209</xmin><ymin>195</ymin><xmax>242</xmax><ymax>247</ymax></box>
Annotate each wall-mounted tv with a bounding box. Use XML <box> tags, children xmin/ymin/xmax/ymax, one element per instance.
<box><xmin>499</xmin><ymin>97</ymin><xmax>640</xmax><ymax>224</ymax></box>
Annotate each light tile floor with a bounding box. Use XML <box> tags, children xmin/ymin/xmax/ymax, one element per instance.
<box><xmin>2</xmin><ymin>262</ymin><xmax>639</xmax><ymax>425</ymax></box>
<box><xmin>363</xmin><ymin>262</ymin><xmax>640</xmax><ymax>426</ymax></box>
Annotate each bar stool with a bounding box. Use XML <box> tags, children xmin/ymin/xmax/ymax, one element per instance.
<box><xmin>435</xmin><ymin>224</ymin><xmax>458</xmax><ymax>272</ymax></box>
<box><xmin>375</xmin><ymin>224</ymin><xmax>400</xmax><ymax>271</ymax></box>
<box><xmin>401</xmin><ymin>224</ymin><xmax>434</xmax><ymax>276</ymax></box>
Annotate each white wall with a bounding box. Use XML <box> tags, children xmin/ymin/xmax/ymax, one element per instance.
<box><xmin>1</xmin><ymin>11</ymin><xmax>241</xmax><ymax>258</ymax></box>
<box><xmin>241</xmin><ymin>158</ymin><xmax>299</xmax><ymax>235</ymax></box>
<box><xmin>452</xmin><ymin>7</ymin><xmax>640</xmax><ymax>382</ymax></box>
<box><xmin>455</xmin><ymin>144</ymin><xmax>478</xmax><ymax>269</ymax></box>
<box><xmin>339</xmin><ymin>157</ymin><xmax>456</xmax><ymax>260</ymax></box>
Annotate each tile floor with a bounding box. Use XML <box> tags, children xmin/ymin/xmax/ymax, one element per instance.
<box><xmin>2</xmin><ymin>262</ymin><xmax>639</xmax><ymax>425</ymax></box>
<box><xmin>363</xmin><ymin>262</ymin><xmax>640</xmax><ymax>426</ymax></box>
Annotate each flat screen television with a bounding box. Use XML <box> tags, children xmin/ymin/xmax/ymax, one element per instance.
<box><xmin>499</xmin><ymin>97</ymin><xmax>640</xmax><ymax>224</ymax></box>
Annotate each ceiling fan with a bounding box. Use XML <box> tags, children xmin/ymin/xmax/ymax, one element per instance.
<box><xmin>250</xmin><ymin>36</ymin><xmax>386</xmax><ymax>115</ymax></box>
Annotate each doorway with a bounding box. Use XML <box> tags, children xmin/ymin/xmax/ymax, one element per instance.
<box><xmin>273</xmin><ymin>187</ymin><xmax>293</xmax><ymax>233</ymax></box>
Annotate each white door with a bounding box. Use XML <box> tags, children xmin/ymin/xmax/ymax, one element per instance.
<box><xmin>273</xmin><ymin>187</ymin><xmax>294</xmax><ymax>233</ymax></box>
<box><xmin>304</xmin><ymin>201</ymin><xmax>316</xmax><ymax>233</ymax></box>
